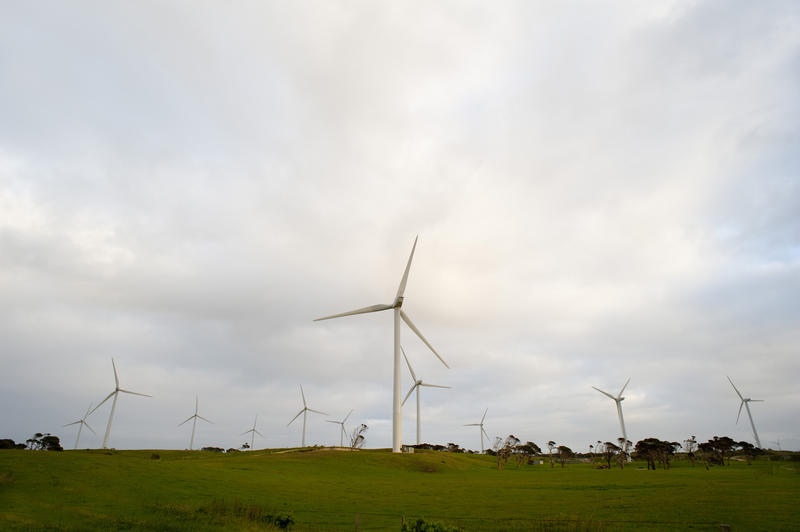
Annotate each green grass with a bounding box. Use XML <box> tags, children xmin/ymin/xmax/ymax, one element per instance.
<box><xmin>1</xmin><ymin>449</ymin><xmax>798</xmax><ymax>531</ymax></box>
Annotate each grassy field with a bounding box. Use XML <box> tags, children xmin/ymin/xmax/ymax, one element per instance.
<box><xmin>1</xmin><ymin>448</ymin><xmax>798</xmax><ymax>531</ymax></box>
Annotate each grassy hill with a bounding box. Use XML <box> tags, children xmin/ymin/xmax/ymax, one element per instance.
<box><xmin>1</xmin><ymin>448</ymin><xmax>798</xmax><ymax>530</ymax></box>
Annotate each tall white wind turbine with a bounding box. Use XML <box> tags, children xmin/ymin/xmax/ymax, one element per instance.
<box><xmin>592</xmin><ymin>378</ymin><xmax>630</xmax><ymax>445</ymax></box>
<box><xmin>314</xmin><ymin>236</ymin><xmax>448</xmax><ymax>453</ymax></box>
<box><xmin>326</xmin><ymin>409</ymin><xmax>353</xmax><ymax>447</ymax></box>
<box><xmin>241</xmin><ymin>415</ymin><xmax>263</xmax><ymax>450</ymax></box>
<box><xmin>727</xmin><ymin>376</ymin><xmax>763</xmax><ymax>448</ymax></box>
<box><xmin>287</xmin><ymin>385</ymin><xmax>327</xmax><ymax>447</ymax></box>
<box><xmin>89</xmin><ymin>358</ymin><xmax>151</xmax><ymax>449</ymax></box>
<box><xmin>178</xmin><ymin>396</ymin><xmax>212</xmax><ymax>450</ymax></box>
<box><xmin>64</xmin><ymin>403</ymin><xmax>95</xmax><ymax>450</ymax></box>
<box><xmin>464</xmin><ymin>408</ymin><xmax>489</xmax><ymax>453</ymax></box>
<box><xmin>401</xmin><ymin>346</ymin><xmax>450</xmax><ymax>445</ymax></box>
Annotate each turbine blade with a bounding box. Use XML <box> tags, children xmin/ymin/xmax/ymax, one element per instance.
<box><xmin>198</xmin><ymin>416</ymin><xmax>212</xmax><ymax>423</ymax></box>
<box><xmin>618</xmin><ymin>378</ymin><xmax>630</xmax><ymax>398</ymax></box>
<box><xmin>84</xmin><ymin>402</ymin><xmax>94</xmax><ymax>418</ymax></box>
<box><xmin>401</xmin><ymin>384</ymin><xmax>418</xmax><ymax>406</ymax></box>
<box><xmin>326</xmin><ymin>420</ymin><xmax>339</xmax><ymax>424</ymax></box>
<box><xmin>395</xmin><ymin>235</ymin><xmax>418</xmax><ymax>300</ymax></box>
<box><xmin>727</xmin><ymin>376</ymin><xmax>744</xmax><ymax>400</ymax></box>
<box><xmin>112</xmin><ymin>358</ymin><xmax>119</xmax><ymax>388</ymax></box>
<box><xmin>83</xmin><ymin>421</ymin><xmax>96</xmax><ymax>434</ymax></box>
<box><xmin>287</xmin><ymin>410</ymin><xmax>304</xmax><ymax>426</ymax></box>
<box><xmin>63</xmin><ymin>421</ymin><xmax>82</xmax><ymax>427</ymax></box>
<box><xmin>737</xmin><ymin>401</ymin><xmax>744</xmax><ymax>423</ymax></box>
<box><xmin>750</xmin><ymin>399</ymin><xmax>764</xmax><ymax>402</ymax></box>
<box><xmin>314</xmin><ymin>303</ymin><xmax>394</xmax><ymax>321</ymax></box>
<box><xmin>178</xmin><ymin>416</ymin><xmax>194</xmax><ymax>426</ymax></box>
<box><xmin>481</xmin><ymin>408</ymin><xmax>488</xmax><ymax>424</ymax></box>
<box><xmin>89</xmin><ymin>391</ymin><xmax>116</xmax><ymax>415</ymax></box>
<box><xmin>421</xmin><ymin>383</ymin><xmax>451</xmax><ymax>389</ymax></box>
<box><xmin>343</xmin><ymin>409</ymin><xmax>353</xmax><ymax>423</ymax></box>
<box><xmin>481</xmin><ymin>427</ymin><xmax>490</xmax><ymax>439</ymax></box>
<box><xmin>308</xmin><ymin>408</ymin><xmax>328</xmax><ymax>415</ymax></box>
<box><xmin>254</xmin><ymin>430</ymin><xmax>264</xmax><ymax>437</ymax></box>
<box><xmin>400</xmin><ymin>345</ymin><xmax>417</xmax><ymax>381</ymax></box>
<box><xmin>119</xmin><ymin>389</ymin><xmax>152</xmax><ymax>398</ymax></box>
<box><xmin>400</xmin><ymin>310</ymin><xmax>449</xmax><ymax>368</ymax></box>
<box><xmin>592</xmin><ymin>386</ymin><xmax>616</xmax><ymax>400</ymax></box>
<box><xmin>240</xmin><ymin>429</ymin><xmax>252</xmax><ymax>436</ymax></box>
<box><xmin>300</xmin><ymin>385</ymin><xmax>306</xmax><ymax>407</ymax></box>
<box><xmin>464</xmin><ymin>423</ymin><xmax>480</xmax><ymax>426</ymax></box>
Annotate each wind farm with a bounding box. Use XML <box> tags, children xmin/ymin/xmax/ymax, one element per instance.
<box><xmin>3</xmin><ymin>2</ymin><xmax>800</xmax><ymax>530</ymax></box>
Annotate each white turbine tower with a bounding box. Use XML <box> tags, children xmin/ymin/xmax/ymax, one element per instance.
<box><xmin>178</xmin><ymin>396</ymin><xmax>212</xmax><ymax>450</ymax></box>
<box><xmin>89</xmin><ymin>358</ymin><xmax>151</xmax><ymax>449</ymax></box>
<box><xmin>287</xmin><ymin>385</ymin><xmax>327</xmax><ymax>447</ymax></box>
<box><xmin>592</xmin><ymin>378</ymin><xmax>630</xmax><ymax>445</ymax></box>
<box><xmin>401</xmin><ymin>346</ymin><xmax>450</xmax><ymax>445</ymax></box>
<box><xmin>314</xmin><ymin>236</ymin><xmax>448</xmax><ymax>453</ymax></box>
<box><xmin>63</xmin><ymin>403</ymin><xmax>95</xmax><ymax>450</ymax></box>
<box><xmin>464</xmin><ymin>408</ymin><xmax>489</xmax><ymax>453</ymax></box>
<box><xmin>727</xmin><ymin>376</ymin><xmax>763</xmax><ymax>448</ymax></box>
<box><xmin>326</xmin><ymin>409</ymin><xmax>353</xmax><ymax>447</ymax></box>
<box><xmin>241</xmin><ymin>415</ymin><xmax>263</xmax><ymax>450</ymax></box>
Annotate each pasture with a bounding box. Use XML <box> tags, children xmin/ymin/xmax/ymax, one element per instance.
<box><xmin>1</xmin><ymin>448</ymin><xmax>798</xmax><ymax>531</ymax></box>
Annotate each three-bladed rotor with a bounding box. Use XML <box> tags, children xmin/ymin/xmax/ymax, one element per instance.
<box><xmin>464</xmin><ymin>408</ymin><xmax>490</xmax><ymax>452</ymax></box>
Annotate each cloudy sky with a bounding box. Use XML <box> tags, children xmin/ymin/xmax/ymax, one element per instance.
<box><xmin>2</xmin><ymin>1</ymin><xmax>799</xmax><ymax>452</ymax></box>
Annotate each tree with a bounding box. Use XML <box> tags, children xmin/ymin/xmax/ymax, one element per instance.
<box><xmin>350</xmin><ymin>424</ymin><xmax>368</xmax><ymax>449</ymax></box>
<box><xmin>683</xmin><ymin>435</ymin><xmax>697</xmax><ymax>466</ymax></box>
<box><xmin>736</xmin><ymin>441</ymin><xmax>763</xmax><ymax>465</ymax></box>
<box><xmin>25</xmin><ymin>433</ymin><xmax>63</xmax><ymax>451</ymax></box>
<box><xmin>557</xmin><ymin>445</ymin><xmax>573</xmax><ymax>468</ymax></box>
<box><xmin>697</xmin><ymin>436</ymin><xmax>736</xmax><ymax>467</ymax></box>
<box><xmin>634</xmin><ymin>438</ymin><xmax>681</xmax><ymax>470</ymax></box>
<box><xmin>516</xmin><ymin>441</ymin><xmax>542</xmax><ymax>465</ymax></box>
<box><xmin>616</xmin><ymin>438</ymin><xmax>632</xmax><ymax>469</ymax></box>
<box><xmin>547</xmin><ymin>441</ymin><xmax>557</xmax><ymax>468</ymax></box>
<box><xmin>602</xmin><ymin>441</ymin><xmax>619</xmax><ymax>468</ymax></box>
<box><xmin>495</xmin><ymin>435</ymin><xmax>520</xmax><ymax>470</ymax></box>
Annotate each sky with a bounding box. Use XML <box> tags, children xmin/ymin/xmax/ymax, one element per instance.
<box><xmin>1</xmin><ymin>0</ymin><xmax>799</xmax><ymax>453</ymax></box>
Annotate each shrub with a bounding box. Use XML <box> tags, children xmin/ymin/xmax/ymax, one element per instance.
<box><xmin>402</xmin><ymin>517</ymin><xmax>461</xmax><ymax>532</ymax></box>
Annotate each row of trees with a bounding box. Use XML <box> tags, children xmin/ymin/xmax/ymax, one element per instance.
<box><xmin>477</xmin><ymin>435</ymin><xmax>765</xmax><ymax>470</ymax></box>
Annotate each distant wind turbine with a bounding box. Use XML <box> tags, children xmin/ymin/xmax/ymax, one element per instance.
<box><xmin>326</xmin><ymin>409</ymin><xmax>353</xmax><ymax>447</ymax></box>
<box><xmin>63</xmin><ymin>403</ymin><xmax>95</xmax><ymax>449</ymax></box>
<box><xmin>592</xmin><ymin>378</ymin><xmax>630</xmax><ymax>444</ymax></box>
<box><xmin>178</xmin><ymin>396</ymin><xmax>212</xmax><ymax>450</ymax></box>
<box><xmin>241</xmin><ymin>415</ymin><xmax>263</xmax><ymax>450</ymax></box>
<box><xmin>287</xmin><ymin>385</ymin><xmax>327</xmax><ymax>447</ymax></box>
<box><xmin>89</xmin><ymin>358</ymin><xmax>151</xmax><ymax>448</ymax></box>
<box><xmin>464</xmin><ymin>408</ymin><xmax>489</xmax><ymax>453</ymax></box>
<box><xmin>315</xmin><ymin>236</ymin><xmax>448</xmax><ymax>453</ymax></box>
<box><xmin>727</xmin><ymin>376</ymin><xmax>763</xmax><ymax>448</ymax></box>
<box><xmin>401</xmin><ymin>346</ymin><xmax>450</xmax><ymax>445</ymax></box>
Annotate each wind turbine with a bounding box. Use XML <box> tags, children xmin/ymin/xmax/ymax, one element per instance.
<box><xmin>401</xmin><ymin>346</ymin><xmax>450</xmax><ymax>445</ymax></box>
<box><xmin>326</xmin><ymin>409</ymin><xmax>353</xmax><ymax>447</ymax></box>
<box><xmin>241</xmin><ymin>415</ymin><xmax>263</xmax><ymax>450</ymax></box>
<box><xmin>178</xmin><ymin>396</ymin><xmax>212</xmax><ymax>450</ymax></box>
<box><xmin>464</xmin><ymin>408</ymin><xmax>489</xmax><ymax>453</ymax></box>
<box><xmin>287</xmin><ymin>385</ymin><xmax>327</xmax><ymax>447</ymax></box>
<box><xmin>63</xmin><ymin>403</ymin><xmax>95</xmax><ymax>450</ymax></box>
<box><xmin>89</xmin><ymin>358</ymin><xmax>151</xmax><ymax>448</ymax></box>
<box><xmin>314</xmin><ymin>236</ymin><xmax>448</xmax><ymax>453</ymax></box>
<box><xmin>592</xmin><ymin>378</ymin><xmax>630</xmax><ymax>445</ymax></box>
<box><xmin>727</xmin><ymin>376</ymin><xmax>763</xmax><ymax>448</ymax></box>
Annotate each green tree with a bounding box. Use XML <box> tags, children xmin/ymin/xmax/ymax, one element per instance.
<box><xmin>556</xmin><ymin>445</ymin><xmax>573</xmax><ymax>468</ymax></box>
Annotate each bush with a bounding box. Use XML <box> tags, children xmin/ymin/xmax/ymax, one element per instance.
<box><xmin>402</xmin><ymin>517</ymin><xmax>461</xmax><ymax>532</ymax></box>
